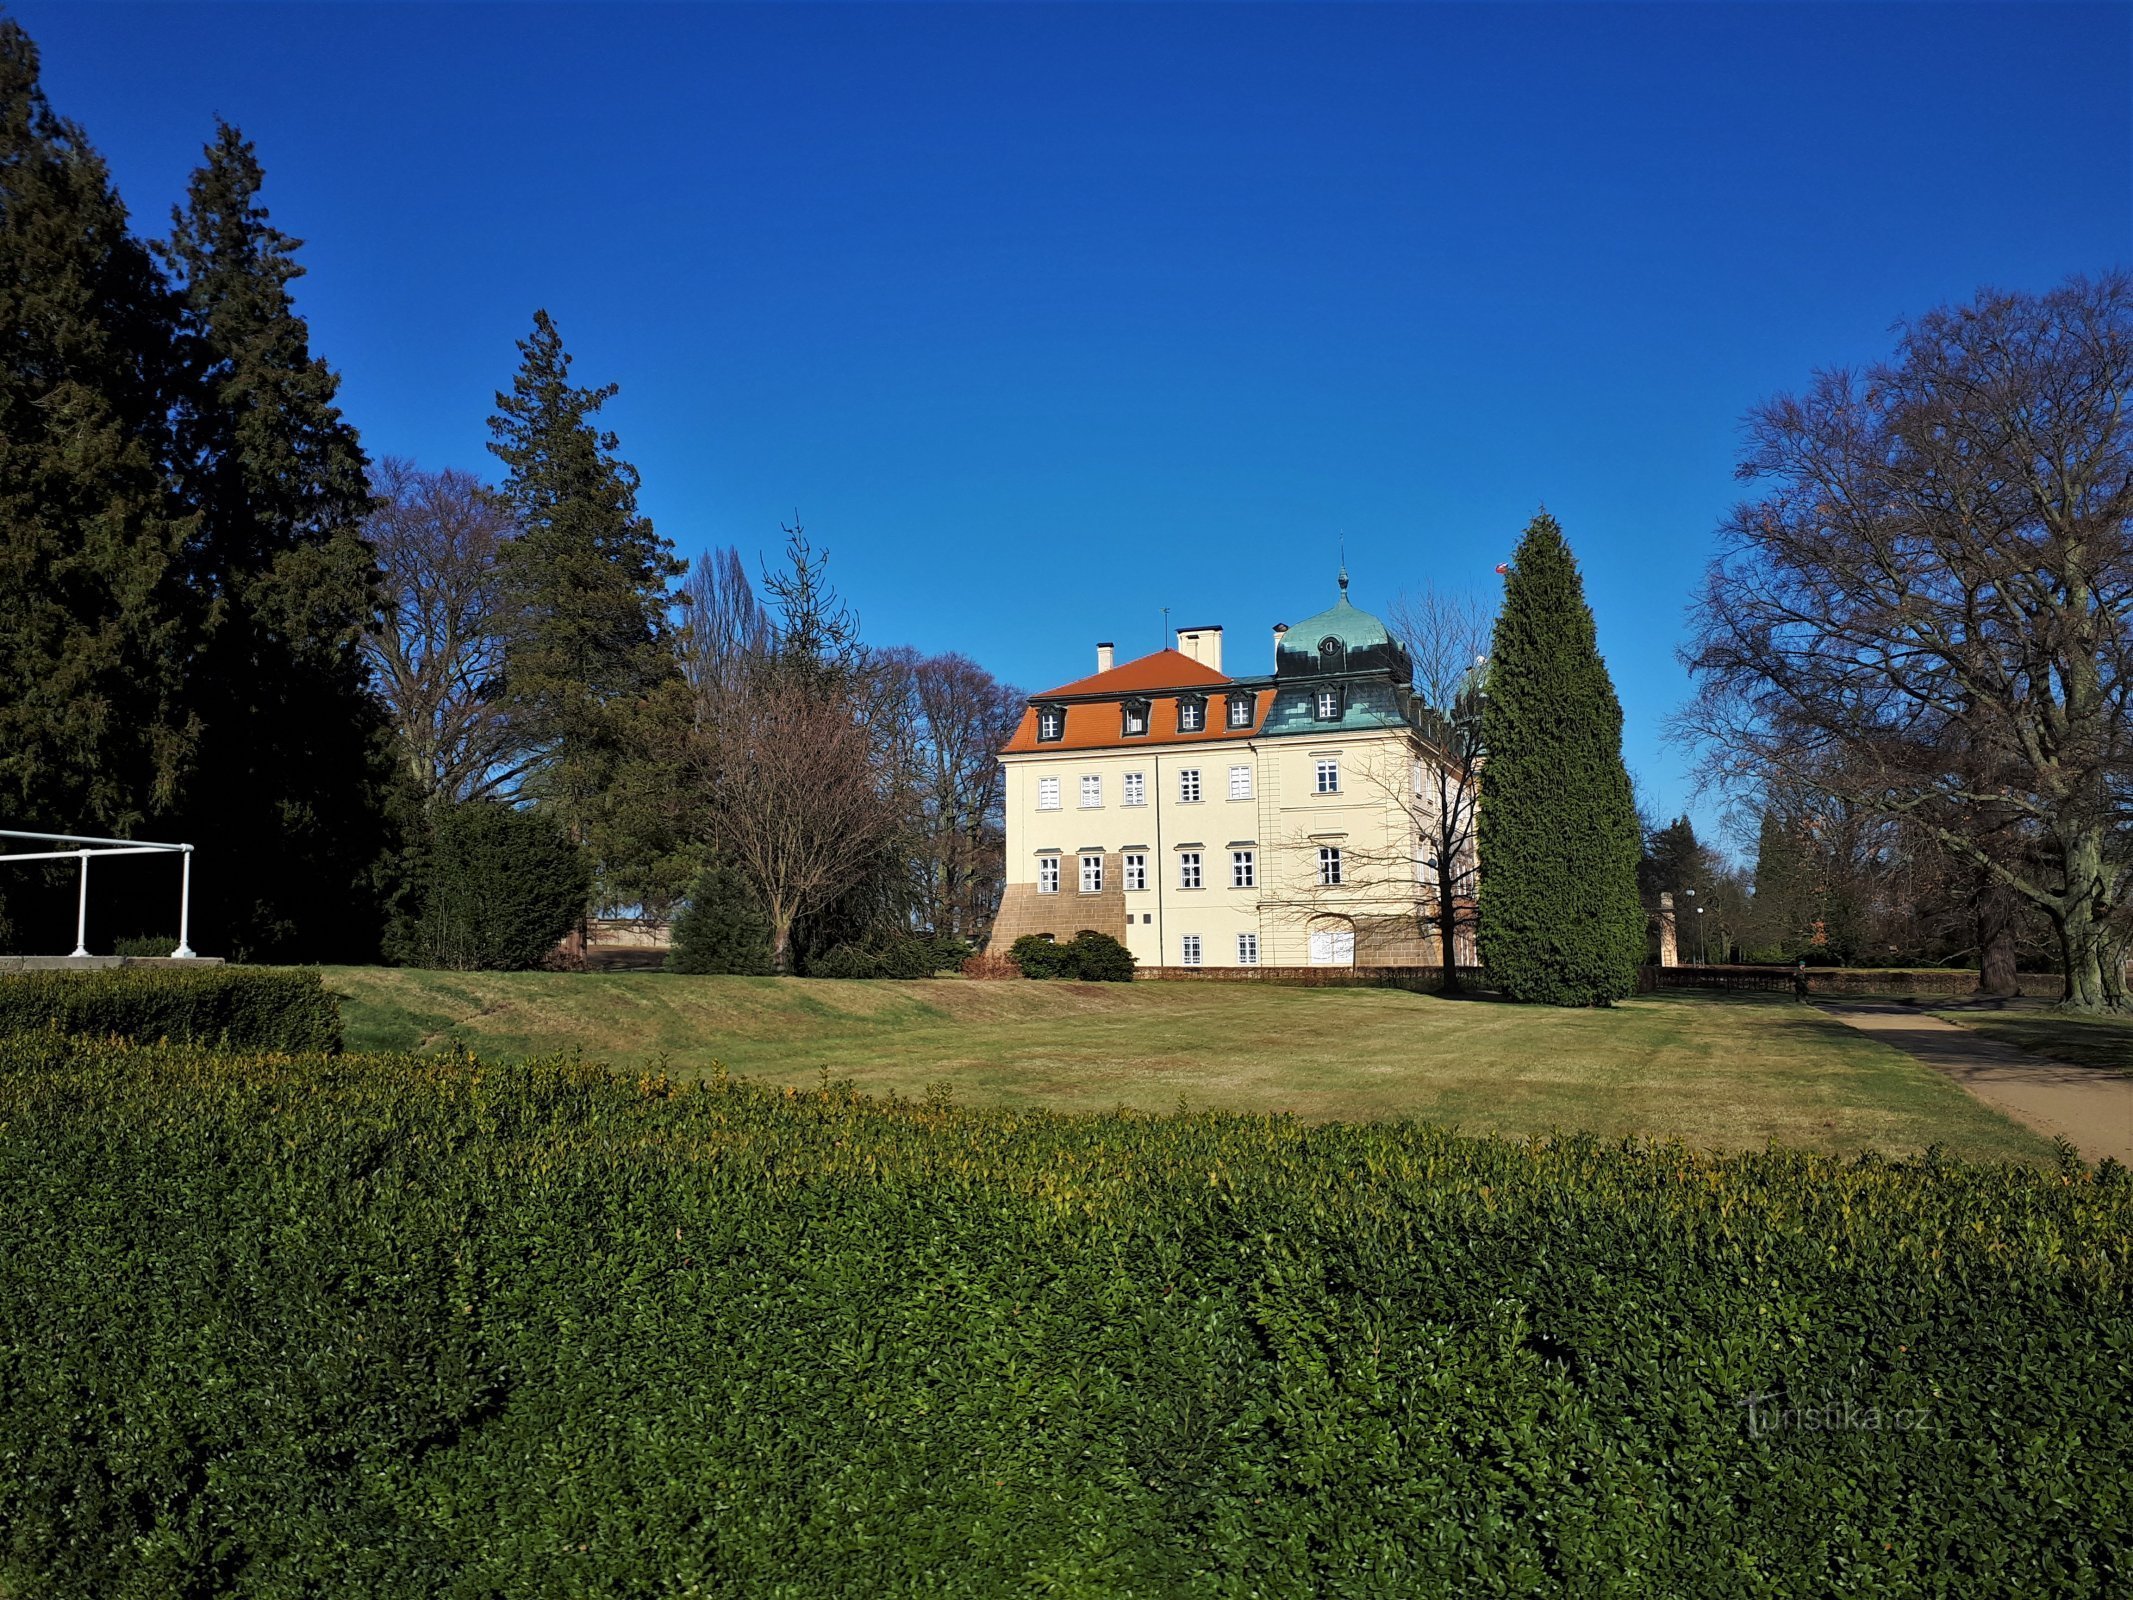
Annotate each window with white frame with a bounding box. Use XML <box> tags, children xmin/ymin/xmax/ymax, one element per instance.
<box><xmin>1123</xmin><ymin>770</ymin><xmax>1146</xmax><ymax>806</ymax></box>
<box><xmin>1038</xmin><ymin>857</ymin><xmax>1060</xmax><ymax>893</ymax></box>
<box><xmin>1228</xmin><ymin>695</ymin><xmax>1255</xmax><ymax>728</ymax></box>
<box><xmin>1315</xmin><ymin>758</ymin><xmax>1340</xmax><ymax>794</ymax></box>
<box><xmin>1181</xmin><ymin>934</ymin><xmax>1202</xmax><ymax>967</ymax></box>
<box><xmin>1079</xmin><ymin>774</ymin><xmax>1102</xmax><ymax>808</ymax></box>
<box><xmin>1123</xmin><ymin>853</ymin><xmax>1147</xmax><ymax>891</ymax></box>
<box><xmin>1318</xmin><ymin>846</ymin><xmax>1343</xmax><ymax>886</ymax></box>
<box><xmin>1037</xmin><ymin>706</ymin><xmax>1065</xmax><ymax>741</ymax></box>
<box><xmin>1037</xmin><ymin>776</ymin><xmax>1060</xmax><ymax>811</ymax></box>
<box><xmin>1080</xmin><ymin>854</ymin><xmax>1103</xmax><ymax>893</ymax></box>
<box><xmin>1412</xmin><ymin>759</ymin><xmax>1426</xmax><ymax>797</ymax></box>
<box><xmin>1315</xmin><ymin>687</ymin><xmax>1340</xmax><ymax>721</ymax></box>
<box><xmin>1177</xmin><ymin>698</ymin><xmax>1205</xmax><ymax>732</ymax></box>
<box><xmin>1178</xmin><ymin>768</ymin><xmax>1201</xmax><ymax>803</ymax></box>
<box><xmin>1178</xmin><ymin>851</ymin><xmax>1202</xmax><ymax>889</ymax></box>
<box><xmin>1237</xmin><ymin>932</ymin><xmax>1259</xmax><ymax>965</ymax></box>
<box><xmin>1228</xmin><ymin>764</ymin><xmax>1252</xmax><ymax>800</ymax></box>
<box><xmin>1231</xmin><ymin>850</ymin><xmax>1255</xmax><ymax>889</ymax></box>
<box><xmin>1122</xmin><ymin>700</ymin><xmax>1149</xmax><ymax>737</ymax></box>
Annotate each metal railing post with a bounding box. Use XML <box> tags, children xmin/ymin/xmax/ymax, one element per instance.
<box><xmin>71</xmin><ymin>850</ymin><xmax>90</xmax><ymax>958</ymax></box>
<box><xmin>173</xmin><ymin>845</ymin><xmax>196</xmax><ymax>959</ymax></box>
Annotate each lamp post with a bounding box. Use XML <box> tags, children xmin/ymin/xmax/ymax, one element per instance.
<box><xmin>1696</xmin><ymin>905</ymin><xmax>1707</xmax><ymax>965</ymax></box>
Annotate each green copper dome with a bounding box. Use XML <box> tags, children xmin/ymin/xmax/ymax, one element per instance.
<box><xmin>1275</xmin><ymin>572</ymin><xmax>1410</xmax><ymax>682</ymax></box>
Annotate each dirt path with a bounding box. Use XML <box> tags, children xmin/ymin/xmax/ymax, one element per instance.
<box><xmin>1819</xmin><ymin>1002</ymin><xmax>2133</xmax><ymax>1165</ymax></box>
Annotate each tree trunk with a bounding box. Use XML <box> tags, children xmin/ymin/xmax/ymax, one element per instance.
<box><xmin>2052</xmin><ymin>829</ymin><xmax>2117</xmax><ymax>1012</ymax></box>
<box><xmin>1436</xmin><ymin>881</ymin><xmax>1463</xmax><ymax>995</ymax></box>
<box><xmin>1975</xmin><ymin>874</ymin><xmax>2019</xmax><ymax>997</ymax></box>
<box><xmin>770</xmin><ymin>905</ymin><xmax>795</xmax><ymax>975</ymax></box>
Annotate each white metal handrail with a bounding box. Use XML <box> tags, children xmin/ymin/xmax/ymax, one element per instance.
<box><xmin>0</xmin><ymin>829</ymin><xmax>197</xmax><ymax>959</ymax></box>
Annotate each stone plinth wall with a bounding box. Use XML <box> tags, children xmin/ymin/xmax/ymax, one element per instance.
<box><xmin>1135</xmin><ymin>964</ymin><xmax>1488</xmax><ymax>992</ymax></box>
<box><xmin>985</xmin><ymin>868</ymin><xmax>1129</xmax><ymax>954</ymax></box>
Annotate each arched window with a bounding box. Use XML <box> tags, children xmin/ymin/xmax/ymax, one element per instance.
<box><xmin>1319</xmin><ymin>637</ymin><xmax>1345</xmax><ymax>672</ymax></box>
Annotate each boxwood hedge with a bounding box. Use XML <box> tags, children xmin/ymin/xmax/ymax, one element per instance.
<box><xmin>0</xmin><ymin>966</ymin><xmax>340</xmax><ymax>1052</ymax></box>
<box><xmin>0</xmin><ymin>1036</ymin><xmax>2125</xmax><ymax>1597</ymax></box>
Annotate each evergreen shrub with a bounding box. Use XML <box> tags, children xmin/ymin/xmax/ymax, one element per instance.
<box><xmin>1010</xmin><ymin>930</ymin><xmax>1136</xmax><ymax>981</ymax></box>
<box><xmin>807</xmin><ymin>934</ymin><xmax>955</xmax><ymax>980</ymax></box>
<box><xmin>389</xmin><ymin>801</ymin><xmax>588</xmax><ymax>971</ymax></box>
<box><xmin>1</xmin><ymin>1036</ymin><xmax>2125</xmax><ymax>1596</ymax></box>
<box><xmin>667</xmin><ymin>859</ymin><xmax>774</xmax><ymax>975</ymax></box>
<box><xmin>0</xmin><ymin>967</ymin><xmax>340</xmax><ymax>1052</ymax></box>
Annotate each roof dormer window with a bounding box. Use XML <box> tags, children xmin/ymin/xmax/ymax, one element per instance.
<box><xmin>1176</xmin><ymin>696</ymin><xmax>1206</xmax><ymax>733</ymax></box>
<box><xmin>1121</xmin><ymin>698</ymin><xmax>1150</xmax><ymax>737</ymax></box>
<box><xmin>1226</xmin><ymin>693</ymin><xmax>1255</xmax><ymax>729</ymax></box>
<box><xmin>1314</xmin><ymin>686</ymin><xmax>1342</xmax><ymax>722</ymax></box>
<box><xmin>1036</xmin><ymin>704</ymin><xmax>1065</xmax><ymax>742</ymax></box>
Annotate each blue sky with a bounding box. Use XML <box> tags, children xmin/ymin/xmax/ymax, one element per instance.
<box><xmin>22</xmin><ymin>2</ymin><xmax>2131</xmax><ymax>851</ymax></box>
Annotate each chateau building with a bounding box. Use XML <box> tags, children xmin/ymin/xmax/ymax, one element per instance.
<box><xmin>989</xmin><ymin>575</ymin><xmax>1473</xmax><ymax>969</ymax></box>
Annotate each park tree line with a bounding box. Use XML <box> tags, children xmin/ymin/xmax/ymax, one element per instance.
<box><xmin>0</xmin><ymin>20</ymin><xmax>1021</xmax><ymax>969</ymax></box>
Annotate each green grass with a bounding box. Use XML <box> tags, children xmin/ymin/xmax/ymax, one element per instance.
<box><xmin>320</xmin><ymin>967</ymin><xmax>2054</xmax><ymax>1161</ymax></box>
<box><xmin>1931</xmin><ymin>1004</ymin><xmax>2133</xmax><ymax>1076</ymax></box>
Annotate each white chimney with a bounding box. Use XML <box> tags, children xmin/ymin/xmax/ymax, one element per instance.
<box><xmin>1096</xmin><ymin>641</ymin><xmax>1114</xmax><ymax>673</ymax></box>
<box><xmin>1175</xmin><ymin>625</ymin><xmax>1224</xmax><ymax>674</ymax></box>
<box><xmin>1272</xmin><ymin>622</ymin><xmax>1290</xmax><ymax>658</ymax></box>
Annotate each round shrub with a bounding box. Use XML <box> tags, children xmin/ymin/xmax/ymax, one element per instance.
<box><xmin>1009</xmin><ymin>933</ymin><xmax>1071</xmax><ymax>979</ymax></box>
<box><xmin>390</xmin><ymin>801</ymin><xmax>588</xmax><ymax>971</ymax></box>
<box><xmin>1065</xmin><ymin>930</ymin><xmax>1136</xmax><ymax>982</ymax></box>
<box><xmin>668</xmin><ymin>860</ymin><xmax>774</xmax><ymax>975</ymax></box>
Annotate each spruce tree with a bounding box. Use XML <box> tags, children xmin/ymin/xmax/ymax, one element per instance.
<box><xmin>160</xmin><ymin>122</ymin><xmax>395</xmax><ymax>959</ymax></box>
<box><xmin>488</xmin><ymin>311</ymin><xmax>685</xmax><ymax>909</ymax></box>
<box><xmin>1475</xmin><ymin>512</ymin><xmax>1645</xmax><ymax>1004</ymax></box>
<box><xmin>0</xmin><ymin>20</ymin><xmax>197</xmax><ymax>850</ymax></box>
<box><xmin>667</xmin><ymin>858</ymin><xmax>774</xmax><ymax>975</ymax></box>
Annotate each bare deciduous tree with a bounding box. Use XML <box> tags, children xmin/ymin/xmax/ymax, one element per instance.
<box><xmin>678</xmin><ymin>546</ymin><xmax>774</xmax><ymax>712</ymax></box>
<box><xmin>1681</xmin><ymin>274</ymin><xmax>2133</xmax><ymax>1010</ymax></box>
<box><xmin>1387</xmin><ymin>586</ymin><xmax>1490</xmax><ymax>988</ymax></box>
<box><xmin>362</xmin><ymin>458</ymin><xmax>526</xmax><ymax>802</ymax></box>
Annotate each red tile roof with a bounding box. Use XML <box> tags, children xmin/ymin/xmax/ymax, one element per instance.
<box><xmin>1000</xmin><ymin>687</ymin><xmax>1274</xmax><ymax>754</ymax></box>
<box><xmin>1035</xmin><ymin>648</ymin><xmax>1231</xmax><ymax>699</ymax></box>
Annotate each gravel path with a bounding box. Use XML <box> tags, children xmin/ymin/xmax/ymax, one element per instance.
<box><xmin>1819</xmin><ymin>1001</ymin><xmax>2133</xmax><ymax>1165</ymax></box>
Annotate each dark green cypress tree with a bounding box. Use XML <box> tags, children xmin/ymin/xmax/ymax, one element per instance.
<box><xmin>1475</xmin><ymin>512</ymin><xmax>1645</xmax><ymax>1004</ymax></box>
<box><xmin>0</xmin><ymin>20</ymin><xmax>198</xmax><ymax>852</ymax></box>
<box><xmin>160</xmin><ymin>122</ymin><xmax>396</xmax><ymax>959</ymax></box>
<box><xmin>487</xmin><ymin>311</ymin><xmax>685</xmax><ymax>909</ymax></box>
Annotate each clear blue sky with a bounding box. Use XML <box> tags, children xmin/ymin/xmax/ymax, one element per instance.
<box><xmin>22</xmin><ymin>2</ymin><xmax>2131</xmax><ymax>850</ymax></box>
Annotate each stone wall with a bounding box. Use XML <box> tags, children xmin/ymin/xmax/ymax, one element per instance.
<box><xmin>986</xmin><ymin>864</ymin><xmax>1129</xmax><ymax>954</ymax></box>
<box><xmin>1134</xmin><ymin>964</ymin><xmax>1487</xmax><ymax>992</ymax></box>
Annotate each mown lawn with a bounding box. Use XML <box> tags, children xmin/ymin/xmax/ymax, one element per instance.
<box><xmin>321</xmin><ymin>968</ymin><xmax>2053</xmax><ymax>1161</ymax></box>
<box><xmin>1931</xmin><ymin>1004</ymin><xmax>2133</xmax><ymax>1076</ymax></box>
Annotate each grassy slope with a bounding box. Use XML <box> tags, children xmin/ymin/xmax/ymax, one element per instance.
<box><xmin>1931</xmin><ymin>1006</ymin><xmax>2133</xmax><ymax>1076</ymax></box>
<box><xmin>322</xmin><ymin>968</ymin><xmax>2052</xmax><ymax>1161</ymax></box>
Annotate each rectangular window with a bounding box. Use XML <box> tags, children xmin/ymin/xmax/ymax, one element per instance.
<box><xmin>1123</xmin><ymin>852</ymin><xmax>1146</xmax><ymax>891</ymax></box>
<box><xmin>1318</xmin><ymin>846</ymin><xmax>1344</xmax><ymax>886</ymax></box>
<box><xmin>1038</xmin><ymin>707</ymin><xmax>1064</xmax><ymax>741</ymax></box>
<box><xmin>1315</xmin><ymin>688</ymin><xmax>1340</xmax><ymax>720</ymax></box>
<box><xmin>1228</xmin><ymin>764</ymin><xmax>1252</xmax><ymax>800</ymax></box>
<box><xmin>1178</xmin><ymin>768</ymin><xmax>1201</xmax><ymax>803</ymax></box>
<box><xmin>1080</xmin><ymin>854</ymin><xmax>1103</xmax><ymax>893</ymax></box>
<box><xmin>1228</xmin><ymin>696</ymin><xmax>1254</xmax><ymax>728</ymax></box>
<box><xmin>1232</xmin><ymin>850</ymin><xmax>1255</xmax><ymax>888</ymax></box>
<box><xmin>1181</xmin><ymin>934</ymin><xmax>1202</xmax><ymax>967</ymax></box>
<box><xmin>1412</xmin><ymin>759</ymin><xmax>1426</xmax><ymax>797</ymax></box>
<box><xmin>1178</xmin><ymin>851</ymin><xmax>1202</xmax><ymax>890</ymax></box>
<box><xmin>1315</xmin><ymin>758</ymin><xmax>1341</xmax><ymax>794</ymax></box>
<box><xmin>1123</xmin><ymin>771</ymin><xmax>1146</xmax><ymax>806</ymax></box>
<box><xmin>1237</xmin><ymin>933</ymin><xmax>1259</xmax><ymax>965</ymax></box>
<box><xmin>1178</xmin><ymin>700</ymin><xmax>1204</xmax><ymax>732</ymax></box>
<box><xmin>1079</xmin><ymin>774</ymin><xmax>1102</xmax><ymax>809</ymax></box>
<box><xmin>1038</xmin><ymin>857</ymin><xmax>1060</xmax><ymax>894</ymax></box>
<box><xmin>1123</xmin><ymin>703</ymin><xmax>1148</xmax><ymax>736</ymax></box>
<box><xmin>1037</xmin><ymin>776</ymin><xmax>1060</xmax><ymax>811</ymax></box>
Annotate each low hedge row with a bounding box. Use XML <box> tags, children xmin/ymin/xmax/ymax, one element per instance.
<box><xmin>0</xmin><ymin>966</ymin><xmax>341</xmax><ymax>1052</ymax></box>
<box><xmin>1</xmin><ymin>1037</ymin><xmax>2126</xmax><ymax>1596</ymax></box>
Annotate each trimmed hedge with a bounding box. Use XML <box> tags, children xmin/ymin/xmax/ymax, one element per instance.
<box><xmin>0</xmin><ymin>966</ymin><xmax>341</xmax><ymax>1052</ymax></box>
<box><xmin>1</xmin><ymin>1038</ymin><xmax>2127</xmax><ymax>1595</ymax></box>
<box><xmin>1010</xmin><ymin>929</ymin><xmax>1137</xmax><ymax>981</ymax></box>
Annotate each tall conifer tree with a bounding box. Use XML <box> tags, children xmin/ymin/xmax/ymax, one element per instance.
<box><xmin>0</xmin><ymin>20</ymin><xmax>197</xmax><ymax>847</ymax></box>
<box><xmin>161</xmin><ymin>122</ymin><xmax>395</xmax><ymax>958</ymax></box>
<box><xmin>1476</xmin><ymin>512</ymin><xmax>1645</xmax><ymax>1004</ymax></box>
<box><xmin>488</xmin><ymin>311</ymin><xmax>685</xmax><ymax>909</ymax></box>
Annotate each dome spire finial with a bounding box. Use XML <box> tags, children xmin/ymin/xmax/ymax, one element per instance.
<box><xmin>1338</xmin><ymin>534</ymin><xmax>1349</xmax><ymax>598</ymax></box>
